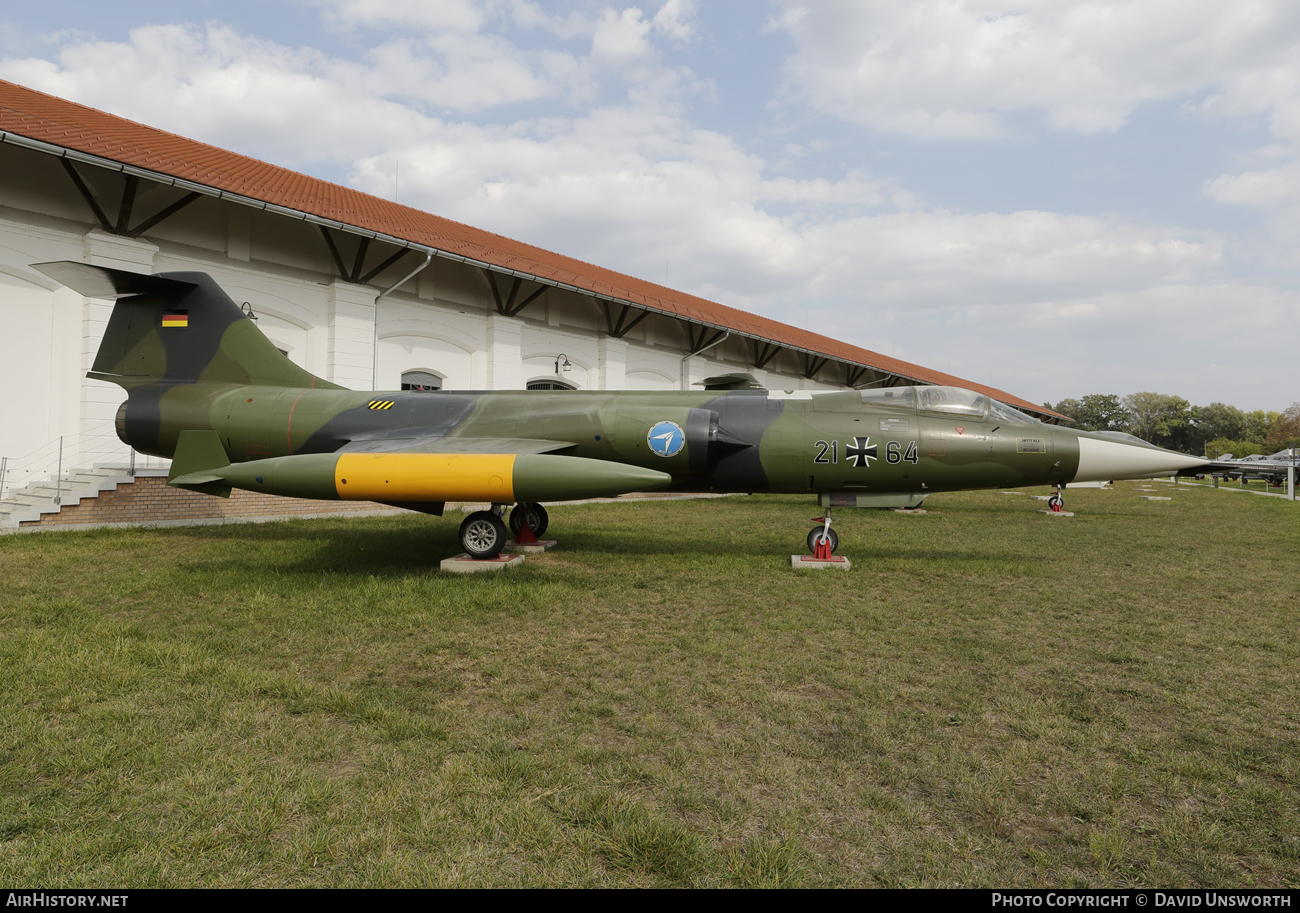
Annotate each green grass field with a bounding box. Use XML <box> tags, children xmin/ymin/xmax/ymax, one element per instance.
<box><xmin>2</xmin><ymin>482</ymin><xmax>1297</xmax><ymax>887</ymax></box>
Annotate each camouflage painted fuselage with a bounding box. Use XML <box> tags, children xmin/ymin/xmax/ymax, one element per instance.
<box><xmin>118</xmin><ymin>381</ymin><xmax>1079</xmax><ymax>497</ymax></box>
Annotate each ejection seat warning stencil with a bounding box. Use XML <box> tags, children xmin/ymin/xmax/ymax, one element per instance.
<box><xmin>161</xmin><ymin>311</ymin><xmax>188</xmax><ymax>328</ymax></box>
<box><xmin>1017</xmin><ymin>438</ymin><xmax>1047</xmax><ymax>453</ymax></box>
<box><xmin>648</xmin><ymin>421</ymin><xmax>685</xmax><ymax>457</ymax></box>
<box><xmin>879</xmin><ymin>417</ymin><xmax>910</xmax><ymax>432</ymax></box>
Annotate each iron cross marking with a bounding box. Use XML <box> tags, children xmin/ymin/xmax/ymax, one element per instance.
<box><xmin>846</xmin><ymin>436</ymin><xmax>878</xmax><ymax>468</ymax></box>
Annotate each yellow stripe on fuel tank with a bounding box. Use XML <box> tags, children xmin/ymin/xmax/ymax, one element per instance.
<box><xmin>334</xmin><ymin>453</ymin><xmax>517</xmax><ymax>502</ymax></box>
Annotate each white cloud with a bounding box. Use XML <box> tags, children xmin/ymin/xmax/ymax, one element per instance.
<box><xmin>364</xmin><ymin>33</ymin><xmax>588</xmax><ymax>112</ymax></box>
<box><xmin>1205</xmin><ymin>162</ymin><xmax>1300</xmax><ymax>208</ymax></box>
<box><xmin>768</xmin><ymin>0</ymin><xmax>1300</xmax><ymax>139</ymax></box>
<box><xmin>0</xmin><ymin>24</ymin><xmax>421</xmax><ymax>166</ymax></box>
<box><xmin>310</xmin><ymin>0</ymin><xmax>488</xmax><ymax>33</ymax></box>
<box><xmin>652</xmin><ymin>0</ymin><xmax>696</xmax><ymax>42</ymax></box>
<box><xmin>591</xmin><ymin>7</ymin><xmax>655</xmax><ymax>68</ymax></box>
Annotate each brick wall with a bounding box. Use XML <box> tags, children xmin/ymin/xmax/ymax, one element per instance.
<box><xmin>20</xmin><ymin>475</ymin><xmax>395</xmax><ymax>528</ymax></box>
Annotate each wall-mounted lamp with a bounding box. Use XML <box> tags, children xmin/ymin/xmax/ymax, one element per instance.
<box><xmin>555</xmin><ymin>354</ymin><xmax>572</xmax><ymax>374</ymax></box>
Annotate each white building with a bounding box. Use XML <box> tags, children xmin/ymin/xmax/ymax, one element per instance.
<box><xmin>0</xmin><ymin>78</ymin><xmax>1058</xmax><ymax>501</ymax></box>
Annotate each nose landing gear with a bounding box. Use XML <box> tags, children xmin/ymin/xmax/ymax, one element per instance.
<box><xmin>808</xmin><ymin>511</ymin><xmax>839</xmax><ymax>559</ymax></box>
<box><xmin>793</xmin><ymin>508</ymin><xmax>851</xmax><ymax>569</ymax></box>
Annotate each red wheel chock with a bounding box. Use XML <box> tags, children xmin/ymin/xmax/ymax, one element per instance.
<box><xmin>515</xmin><ymin>519</ymin><xmax>540</xmax><ymax>546</ymax></box>
<box><xmin>811</xmin><ymin>516</ymin><xmax>834</xmax><ymax>560</ymax></box>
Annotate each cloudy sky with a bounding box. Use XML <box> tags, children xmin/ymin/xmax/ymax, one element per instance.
<box><xmin>2</xmin><ymin>0</ymin><xmax>1298</xmax><ymax>410</ymax></box>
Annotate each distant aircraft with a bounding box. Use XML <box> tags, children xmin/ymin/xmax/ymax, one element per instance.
<box><xmin>1203</xmin><ymin>450</ymin><xmax>1299</xmax><ymax>487</ymax></box>
<box><xmin>34</xmin><ymin>261</ymin><xmax>1211</xmax><ymax>558</ymax></box>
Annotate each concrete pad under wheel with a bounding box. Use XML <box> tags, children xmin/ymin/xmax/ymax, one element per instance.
<box><xmin>1037</xmin><ymin>510</ymin><xmax>1076</xmax><ymax>517</ymax></box>
<box><xmin>892</xmin><ymin>508</ymin><xmax>928</xmax><ymax>514</ymax></box>
<box><xmin>503</xmin><ymin>539</ymin><xmax>557</xmax><ymax>554</ymax></box>
<box><xmin>1139</xmin><ymin>496</ymin><xmax>1172</xmax><ymax>501</ymax></box>
<box><xmin>791</xmin><ymin>555</ymin><xmax>852</xmax><ymax>570</ymax></box>
<box><xmin>440</xmin><ymin>553</ymin><xmax>525</xmax><ymax>573</ymax></box>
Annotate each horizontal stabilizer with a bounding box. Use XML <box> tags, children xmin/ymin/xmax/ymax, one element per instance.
<box><xmin>168</xmin><ymin>430</ymin><xmax>233</xmax><ymax>497</ymax></box>
<box><xmin>168</xmin><ymin>473</ymin><xmax>227</xmax><ymax>486</ymax></box>
<box><xmin>696</xmin><ymin>372</ymin><xmax>765</xmax><ymax>391</ymax></box>
<box><xmin>32</xmin><ymin>261</ymin><xmax>197</xmax><ymax>300</ymax></box>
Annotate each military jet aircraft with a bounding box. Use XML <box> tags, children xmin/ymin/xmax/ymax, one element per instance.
<box><xmin>34</xmin><ymin>261</ymin><xmax>1211</xmax><ymax>559</ymax></box>
<box><xmin>1203</xmin><ymin>450</ymin><xmax>1299</xmax><ymax>488</ymax></box>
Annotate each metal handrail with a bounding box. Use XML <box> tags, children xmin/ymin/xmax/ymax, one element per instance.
<box><xmin>0</xmin><ymin>419</ymin><xmax>162</xmax><ymax>503</ymax></box>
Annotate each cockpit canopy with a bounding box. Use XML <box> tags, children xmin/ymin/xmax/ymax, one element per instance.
<box><xmin>858</xmin><ymin>385</ymin><xmax>1038</xmax><ymax>424</ymax></box>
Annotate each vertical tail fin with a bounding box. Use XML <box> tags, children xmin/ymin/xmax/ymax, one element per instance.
<box><xmin>33</xmin><ymin>261</ymin><xmax>343</xmax><ymax>390</ymax></box>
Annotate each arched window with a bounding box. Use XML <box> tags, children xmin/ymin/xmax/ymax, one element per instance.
<box><xmin>401</xmin><ymin>370</ymin><xmax>442</xmax><ymax>391</ymax></box>
<box><xmin>526</xmin><ymin>379</ymin><xmax>576</xmax><ymax>391</ymax></box>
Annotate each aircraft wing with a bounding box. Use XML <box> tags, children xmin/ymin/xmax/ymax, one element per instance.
<box><xmin>337</xmin><ymin>436</ymin><xmax>578</xmax><ymax>456</ymax></box>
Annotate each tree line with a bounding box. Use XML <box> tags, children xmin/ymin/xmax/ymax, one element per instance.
<box><xmin>1042</xmin><ymin>393</ymin><xmax>1300</xmax><ymax>457</ymax></box>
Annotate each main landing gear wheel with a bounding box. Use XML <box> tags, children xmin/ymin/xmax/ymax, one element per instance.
<box><xmin>508</xmin><ymin>502</ymin><xmax>549</xmax><ymax>538</ymax></box>
<box><xmin>460</xmin><ymin>511</ymin><xmax>508</xmax><ymax>559</ymax></box>
<box><xmin>807</xmin><ymin>526</ymin><xmax>839</xmax><ymax>555</ymax></box>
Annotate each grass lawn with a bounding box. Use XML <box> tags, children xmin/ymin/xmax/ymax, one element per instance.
<box><xmin>1</xmin><ymin>481</ymin><xmax>1297</xmax><ymax>887</ymax></box>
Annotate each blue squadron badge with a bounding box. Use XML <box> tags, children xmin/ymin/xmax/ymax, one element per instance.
<box><xmin>846</xmin><ymin>436</ymin><xmax>878</xmax><ymax>468</ymax></box>
<box><xmin>647</xmin><ymin>421</ymin><xmax>686</xmax><ymax>457</ymax></box>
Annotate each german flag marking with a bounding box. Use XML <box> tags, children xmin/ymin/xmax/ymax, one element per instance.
<box><xmin>161</xmin><ymin>311</ymin><xmax>188</xmax><ymax>328</ymax></box>
<box><xmin>367</xmin><ymin>400</ymin><xmax>395</xmax><ymax>410</ymax></box>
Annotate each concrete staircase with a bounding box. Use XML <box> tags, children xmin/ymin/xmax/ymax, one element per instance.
<box><xmin>0</xmin><ymin>465</ymin><xmax>168</xmax><ymax>529</ymax></box>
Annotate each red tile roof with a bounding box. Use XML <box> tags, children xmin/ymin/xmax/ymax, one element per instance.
<box><xmin>0</xmin><ymin>78</ymin><xmax>1061</xmax><ymax>418</ymax></box>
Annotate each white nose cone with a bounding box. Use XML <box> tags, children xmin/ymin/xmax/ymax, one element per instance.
<box><xmin>1074</xmin><ymin>436</ymin><xmax>1208</xmax><ymax>483</ymax></box>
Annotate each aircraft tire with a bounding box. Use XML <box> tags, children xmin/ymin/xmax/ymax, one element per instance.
<box><xmin>807</xmin><ymin>527</ymin><xmax>839</xmax><ymax>555</ymax></box>
<box><xmin>461</xmin><ymin>511</ymin><xmax>508</xmax><ymax>559</ymax></box>
<box><xmin>508</xmin><ymin>502</ymin><xmax>549</xmax><ymax>538</ymax></box>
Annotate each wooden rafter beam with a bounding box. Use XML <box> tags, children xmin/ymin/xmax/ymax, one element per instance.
<box><xmin>752</xmin><ymin>341</ymin><xmax>781</xmax><ymax>370</ymax></box>
<box><xmin>61</xmin><ymin>161</ymin><xmax>202</xmax><ymax>238</ymax></box>
<box><xmin>803</xmin><ymin>354</ymin><xmax>829</xmax><ymax>380</ymax></box>
<box><xmin>503</xmin><ymin>277</ymin><xmax>522</xmax><ymax>314</ymax></box>
<box><xmin>844</xmin><ymin>364</ymin><xmax>871</xmax><ymax>388</ymax></box>
<box><xmin>60</xmin><ymin>159</ymin><xmax>113</xmax><ymax>233</ymax></box>
<box><xmin>349</xmin><ymin>237</ymin><xmax>371</xmax><ymax>283</ymax></box>
<box><xmin>115</xmin><ymin>175</ymin><xmax>139</xmax><ymax>235</ymax></box>
<box><xmin>681</xmin><ymin>321</ymin><xmax>728</xmax><ymax>355</ymax></box>
<box><xmin>320</xmin><ymin>226</ymin><xmax>349</xmax><ymax>278</ymax></box>
<box><xmin>602</xmin><ymin>302</ymin><xmax>650</xmax><ymax>338</ymax></box>
<box><xmin>482</xmin><ymin>269</ymin><xmax>504</xmax><ymax>312</ymax></box>
<box><xmin>127</xmin><ymin>192</ymin><xmax>201</xmax><ymax>238</ymax></box>
<box><xmin>506</xmin><ymin>284</ymin><xmax>546</xmax><ymax>318</ymax></box>
<box><xmin>359</xmin><ymin>247</ymin><xmax>411</xmax><ymax>285</ymax></box>
<box><xmin>480</xmin><ymin>269</ymin><xmax>546</xmax><ymax>317</ymax></box>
